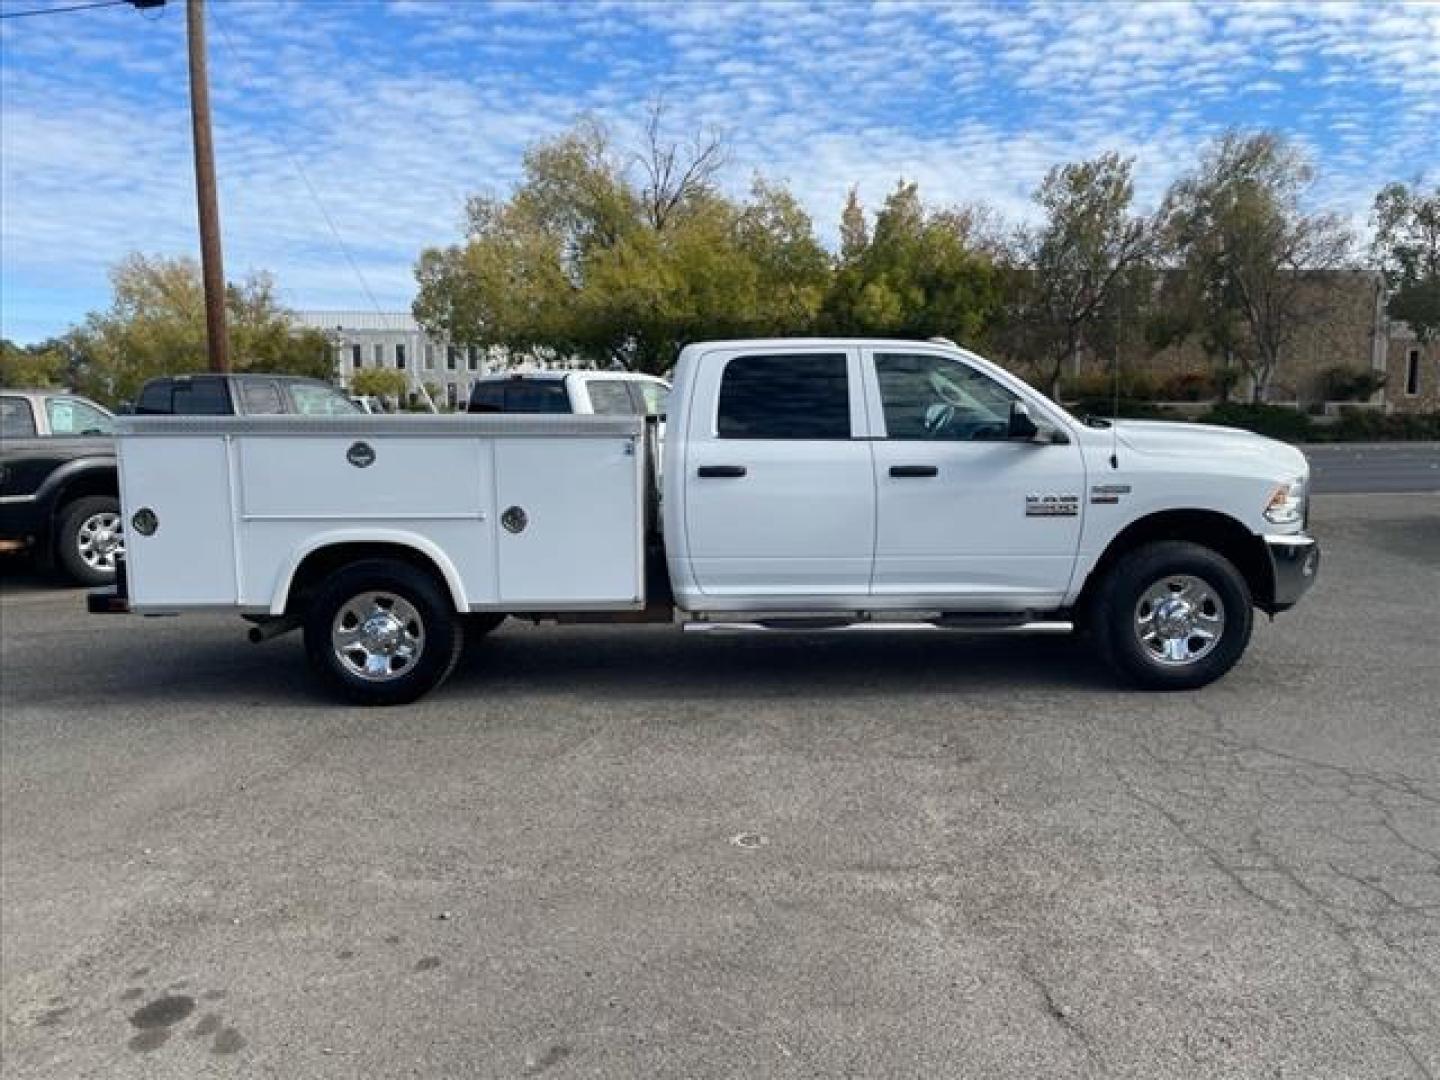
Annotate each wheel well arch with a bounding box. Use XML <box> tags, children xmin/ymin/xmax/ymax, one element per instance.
<box><xmin>275</xmin><ymin>538</ymin><xmax>466</xmax><ymax>616</ymax></box>
<box><xmin>1076</xmin><ymin>509</ymin><xmax>1275</xmax><ymax>617</ymax></box>
<box><xmin>45</xmin><ymin>465</ymin><xmax>120</xmax><ymax>543</ymax></box>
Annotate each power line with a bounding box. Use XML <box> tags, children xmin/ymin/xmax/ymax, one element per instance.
<box><xmin>210</xmin><ymin>8</ymin><xmax>387</xmax><ymax>319</ymax></box>
<box><xmin>0</xmin><ymin>0</ymin><xmax>128</xmax><ymax>20</ymax></box>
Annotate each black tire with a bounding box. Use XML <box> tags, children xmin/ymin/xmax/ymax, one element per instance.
<box><xmin>1091</xmin><ymin>541</ymin><xmax>1253</xmax><ymax>690</ymax></box>
<box><xmin>56</xmin><ymin>496</ymin><xmax>123</xmax><ymax>587</ymax></box>
<box><xmin>302</xmin><ymin>559</ymin><xmax>464</xmax><ymax>706</ymax></box>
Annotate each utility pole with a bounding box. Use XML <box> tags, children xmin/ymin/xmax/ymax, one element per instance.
<box><xmin>185</xmin><ymin>0</ymin><xmax>228</xmax><ymax>372</ymax></box>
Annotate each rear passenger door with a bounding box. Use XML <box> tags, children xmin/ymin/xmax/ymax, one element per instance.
<box><xmin>682</xmin><ymin>349</ymin><xmax>874</xmax><ymax>602</ymax></box>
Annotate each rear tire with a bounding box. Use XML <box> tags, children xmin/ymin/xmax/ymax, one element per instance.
<box><xmin>1091</xmin><ymin>541</ymin><xmax>1253</xmax><ymax>690</ymax></box>
<box><xmin>56</xmin><ymin>496</ymin><xmax>123</xmax><ymax>587</ymax></box>
<box><xmin>303</xmin><ymin>559</ymin><xmax>463</xmax><ymax>705</ymax></box>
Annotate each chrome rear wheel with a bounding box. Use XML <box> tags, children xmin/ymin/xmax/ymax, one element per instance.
<box><xmin>331</xmin><ymin>591</ymin><xmax>426</xmax><ymax>682</ymax></box>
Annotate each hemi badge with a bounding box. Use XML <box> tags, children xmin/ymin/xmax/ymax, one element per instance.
<box><xmin>1090</xmin><ymin>483</ymin><xmax>1131</xmax><ymax>504</ymax></box>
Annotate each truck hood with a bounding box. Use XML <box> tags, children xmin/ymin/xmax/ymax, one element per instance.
<box><xmin>1112</xmin><ymin>420</ymin><xmax>1308</xmax><ymax>477</ymax></box>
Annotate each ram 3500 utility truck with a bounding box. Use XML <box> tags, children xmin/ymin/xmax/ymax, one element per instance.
<box><xmin>90</xmin><ymin>339</ymin><xmax>1319</xmax><ymax>704</ymax></box>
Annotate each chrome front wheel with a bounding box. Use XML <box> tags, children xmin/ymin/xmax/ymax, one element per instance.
<box><xmin>1134</xmin><ymin>574</ymin><xmax>1226</xmax><ymax>666</ymax></box>
<box><xmin>76</xmin><ymin>510</ymin><xmax>124</xmax><ymax>573</ymax></box>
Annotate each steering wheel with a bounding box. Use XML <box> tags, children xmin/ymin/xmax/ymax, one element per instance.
<box><xmin>928</xmin><ymin>370</ymin><xmax>969</xmax><ymax>407</ymax></box>
<box><xmin>923</xmin><ymin>402</ymin><xmax>955</xmax><ymax>437</ymax></box>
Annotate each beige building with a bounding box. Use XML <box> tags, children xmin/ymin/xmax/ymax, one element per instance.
<box><xmin>1077</xmin><ymin>272</ymin><xmax>1433</xmax><ymax>413</ymax></box>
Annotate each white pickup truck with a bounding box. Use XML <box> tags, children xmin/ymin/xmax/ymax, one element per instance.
<box><xmin>90</xmin><ymin>338</ymin><xmax>1319</xmax><ymax>704</ymax></box>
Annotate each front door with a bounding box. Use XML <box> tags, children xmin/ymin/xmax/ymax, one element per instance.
<box><xmin>683</xmin><ymin>349</ymin><xmax>874</xmax><ymax>602</ymax></box>
<box><xmin>864</xmin><ymin>349</ymin><xmax>1085</xmax><ymax>607</ymax></box>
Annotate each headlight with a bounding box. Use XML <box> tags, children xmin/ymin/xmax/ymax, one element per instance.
<box><xmin>1264</xmin><ymin>477</ymin><xmax>1307</xmax><ymax>525</ymax></box>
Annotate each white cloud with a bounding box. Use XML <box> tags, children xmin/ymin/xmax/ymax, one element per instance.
<box><xmin>2</xmin><ymin>0</ymin><xmax>1438</xmax><ymax>341</ymax></box>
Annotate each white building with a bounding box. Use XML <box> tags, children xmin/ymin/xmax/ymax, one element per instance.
<box><xmin>289</xmin><ymin>310</ymin><xmax>517</xmax><ymax>408</ymax></box>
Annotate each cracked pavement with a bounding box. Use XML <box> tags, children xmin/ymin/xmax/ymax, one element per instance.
<box><xmin>2</xmin><ymin>493</ymin><xmax>1437</xmax><ymax>1077</ymax></box>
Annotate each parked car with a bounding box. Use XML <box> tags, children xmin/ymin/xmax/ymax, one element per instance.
<box><xmin>136</xmin><ymin>373</ymin><xmax>360</xmax><ymax>416</ymax></box>
<box><xmin>93</xmin><ymin>338</ymin><xmax>1320</xmax><ymax>705</ymax></box>
<box><xmin>0</xmin><ymin>389</ymin><xmax>121</xmax><ymax>586</ymax></box>
<box><xmin>468</xmin><ymin>370</ymin><xmax>669</xmax><ymax>416</ymax></box>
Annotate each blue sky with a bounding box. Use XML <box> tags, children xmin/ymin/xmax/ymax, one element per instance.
<box><xmin>1</xmin><ymin>0</ymin><xmax>1437</xmax><ymax>343</ymax></box>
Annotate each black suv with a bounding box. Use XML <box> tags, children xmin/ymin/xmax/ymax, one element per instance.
<box><xmin>135</xmin><ymin>374</ymin><xmax>358</xmax><ymax>416</ymax></box>
<box><xmin>0</xmin><ymin>389</ymin><xmax>120</xmax><ymax>586</ymax></box>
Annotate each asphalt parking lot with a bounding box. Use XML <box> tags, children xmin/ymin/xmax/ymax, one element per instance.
<box><xmin>2</xmin><ymin>492</ymin><xmax>1437</xmax><ymax>1078</ymax></box>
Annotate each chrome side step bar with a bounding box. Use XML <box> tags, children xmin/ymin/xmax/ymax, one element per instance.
<box><xmin>683</xmin><ymin>619</ymin><xmax>1074</xmax><ymax>635</ymax></box>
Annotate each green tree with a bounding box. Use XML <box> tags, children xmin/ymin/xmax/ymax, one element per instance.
<box><xmin>69</xmin><ymin>253</ymin><xmax>335</xmax><ymax>406</ymax></box>
<box><xmin>1013</xmin><ymin>152</ymin><xmax>1151</xmax><ymax>399</ymax></box>
<box><xmin>820</xmin><ymin>182</ymin><xmax>1003</xmax><ymax>343</ymax></box>
<box><xmin>1371</xmin><ymin>181</ymin><xmax>1440</xmax><ymax>343</ymax></box>
<box><xmin>414</xmin><ymin>109</ymin><xmax>830</xmax><ymax>375</ymax></box>
<box><xmin>1161</xmin><ymin>132</ymin><xmax>1352</xmax><ymax>403</ymax></box>
<box><xmin>349</xmin><ymin>367</ymin><xmax>409</xmax><ymax>401</ymax></box>
<box><xmin>0</xmin><ymin>339</ymin><xmax>67</xmax><ymax>388</ymax></box>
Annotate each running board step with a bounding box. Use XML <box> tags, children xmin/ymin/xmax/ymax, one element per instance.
<box><xmin>683</xmin><ymin>619</ymin><xmax>1073</xmax><ymax>635</ymax></box>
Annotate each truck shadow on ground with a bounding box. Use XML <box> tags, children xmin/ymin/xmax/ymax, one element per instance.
<box><xmin>442</xmin><ymin>622</ymin><xmax>1115</xmax><ymax>701</ymax></box>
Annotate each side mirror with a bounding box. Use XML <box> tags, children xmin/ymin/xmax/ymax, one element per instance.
<box><xmin>1008</xmin><ymin>400</ymin><xmax>1039</xmax><ymax>440</ymax></box>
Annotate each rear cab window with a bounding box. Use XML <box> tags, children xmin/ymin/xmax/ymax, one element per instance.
<box><xmin>504</xmin><ymin>381</ymin><xmax>571</xmax><ymax>413</ymax></box>
<box><xmin>717</xmin><ymin>353</ymin><xmax>851</xmax><ymax>439</ymax></box>
<box><xmin>1</xmin><ymin>396</ymin><xmax>37</xmax><ymax>437</ymax></box>
<box><xmin>139</xmin><ymin>378</ymin><xmax>231</xmax><ymax>415</ymax></box>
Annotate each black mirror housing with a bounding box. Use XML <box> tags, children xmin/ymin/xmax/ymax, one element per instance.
<box><xmin>1008</xmin><ymin>401</ymin><xmax>1039</xmax><ymax>440</ymax></box>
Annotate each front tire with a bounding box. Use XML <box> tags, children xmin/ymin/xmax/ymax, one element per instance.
<box><xmin>1091</xmin><ymin>541</ymin><xmax>1253</xmax><ymax>690</ymax></box>
<box><xmin>303</xmin><ymin>559</ymin><xmax>464</xmax><ymax>705</ymax></box>
<box><xmin>56</xmin><ymin>496</ymin><xmax>123</xmax><ymax>587</ymax></box>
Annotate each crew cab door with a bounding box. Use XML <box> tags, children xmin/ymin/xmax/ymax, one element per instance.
<box><xmin>863</xmin><ymin>348</ymin><xmax>1084</xmax><ymax>607</ymax></box>
<box><xmin>682</xmin><ymin>349</ymin><xmax>874</xmax><ymax>601</ymax></box>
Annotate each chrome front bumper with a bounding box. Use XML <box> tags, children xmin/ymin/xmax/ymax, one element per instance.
<box><xmin>1265</xmin><ymin>534</ymin><xmax>1320</xmax><ymax>613</ymax></box>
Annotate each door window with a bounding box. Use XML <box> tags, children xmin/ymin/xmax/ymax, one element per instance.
<box><xmin>874</xmin><ymin>352</ymin><xmax>1017</xmax><ymax>441</ymax></box>
<box><xmin>717</xmin><ymin>354</ymin><xmax>850</xmax><ymax>439</ymax></box>
<box><xmin>238</xmin><ymin>380</ymin><xmax>284</xmax><ymax>415</ymax></box>
<box><xmin>289</xmin><ymin>382</ymin><xmax>357</xmax><ymax>415</ymax></box>
<box><xmin>45</xmin><ymin>397</ymin><xmax>113</xmax><ymax>435</ymax></box>
<box><xmin>0</xmin><ymin>396</ymin><xmax>37</xmax><ymax>437</ymax></box>
<box><xmin>638</xmin><ymin>381</ymin><xmax>669</xmax><ymax>417</ymax></box>
<box><xmin>588</xmin><ymin>380</ymin><xmax>638</xmax><ymax>415</ymax></box>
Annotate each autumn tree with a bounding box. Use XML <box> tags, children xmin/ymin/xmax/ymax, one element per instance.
<box><xmin>414</xmin><ymin>109</ymin><xmax>830</xmax><ymax>374</ymax></box>
<box><xmin>821</xmin><ymin>181</ymin><xmax>1003</xmax><ymax>343</ymax></box>
<box><xmin>1012</xmin><ymin>152</ymin><xmax>1152</xmax><ymax>399</ymax></box>
<box><xmin>349</xmin><ymin>367</ymin><xmax>409</xmax><ymax>401</ymax></box>
<box><xmin>0</xmin><ymin>339</ymin><xmax>67</xmax><ymax>388</ymax></box>
<box><xmin>67</xmin><ymin>253</ymin><xmax>335</xmax><ymax>405</ymax></box>
<box><xmin>1160</xmin><ymin>132</ymin><xmax>1352</xmax><ymax>403</ymax></box>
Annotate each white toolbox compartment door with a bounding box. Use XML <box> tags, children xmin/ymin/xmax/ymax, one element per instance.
<box><xmin>119</xmin><ymin>434</ymin><xmax>238</xmax><ymax>606</ymax></box>
<box><xmin>494</xmin><ymin>436</ymin><xmax>642</xmax><ymax>606</ymax></box>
